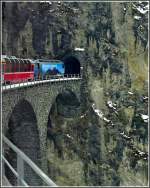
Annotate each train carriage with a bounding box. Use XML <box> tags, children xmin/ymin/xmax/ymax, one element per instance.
<box><xmin>1</xmin><ymin>55</ymin><xmax>34</xmax><ymax>84</ymax></box>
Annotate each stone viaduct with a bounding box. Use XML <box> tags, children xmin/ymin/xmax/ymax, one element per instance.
<box><xmin>2</xmin><ymin>52</ymin><xmax>87</xmax><ymax>185</ymax></box>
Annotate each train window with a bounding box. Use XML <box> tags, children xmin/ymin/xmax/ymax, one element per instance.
<box><xmin>4</xmin><ymin>58</ymin><xmax>11</xmax><ymax>73</ymax></box>
<box><xmin>2</xmin><ymin>63</ymin><xmax>5</xmax><ymax>73</ymax></box>
<box><xmin>9</xmin><ymin>59</ymin><xmax>13</xmax><ymax>72</ymax></box>
<box><xmin>11</xmin><ymin>59</ymin><xmax>15</xmax><ymax>72</ymax></box>
<box><xmin>23</xmin><ymin>60</ymin><xmax>26</xmax><ymax>71</ymax></box>
<box><xmin>19</xmin><ymin>59</ymin><xmax>22</xmax><ymax>71</ymax></box>
<box><xmin>26</xmin><ymin>60</ymin><xmax>29</xmax><ymax>71</ymax></box>
<box><xmin>15</xmin><ymin>59</ymin><xmax>19</xmax><ymax>72</ymax></box>
<box><xmin>13</xmin><ymin>59</ymin><xmax>18</xmax><ymax>72</ymax></box>
<box><xmin>20</xmin><ymin>59</ymin><xmax>24</xmax><ymax>72</ymax></box>
<box><xmin>11</xmin><ymin>59</ymin><xmax>16</xmax><ymax>72</ymax></box>
<box><xmin>24</xmin><ymin>60</ymin><xmax>27</xmax><ymax>72</ymax></box>
<box><xmin>15</xmin><ymin>59</ymin><xmax>20</xmax><ymax>72</ymax></box>
<box><xmin>4</xmin><ymin>58</ymin><xmax>8</xmax><ymax>72</ymax></box>
<box><xmin>1</xmin><ymin>60</ymin><xmax>5</xmax><ymax>73</ymax></box>
<box><xmin>24</xmin><ymin>60</ymin><xmax>28</xmax><ymax>72</ymax></box>
<box><xmin>26</xmin><ymin>60</ymin><xmax>31</xmax><ymax>71</ymax></box>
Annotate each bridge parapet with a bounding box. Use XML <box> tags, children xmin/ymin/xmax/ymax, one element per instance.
<box><xmin>2</xmin><ymin>74</ymin><xmax>81</xmax><ymax>91</ymax></box>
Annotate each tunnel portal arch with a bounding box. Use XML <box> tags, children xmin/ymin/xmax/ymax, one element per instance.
<box><xmin>63</xmin><ymin>56</ymin><xmax>81</xmax><ymax>75</ymax></box>
<box><xmin>5</xmin><ymin>99</ymin><xmax>41</xmax><ymax>186</ymax></box>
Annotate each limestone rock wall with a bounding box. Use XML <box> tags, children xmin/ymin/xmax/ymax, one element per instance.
<box><xmin>2</xmin><ymin>1</ymin><xmax>148</xmax><ymax>186</ymax></box>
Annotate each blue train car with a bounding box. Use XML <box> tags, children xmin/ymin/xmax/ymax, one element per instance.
<box><xmin>33</xmin><ymin>59</ymin><xmax>65</xmax><ymax>79</ymax></box>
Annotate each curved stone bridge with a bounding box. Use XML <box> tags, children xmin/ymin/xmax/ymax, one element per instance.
<box><xmin>2</xmin><ymin>78</ymin><xmax>81</xmax><ymax>185</ymax></box>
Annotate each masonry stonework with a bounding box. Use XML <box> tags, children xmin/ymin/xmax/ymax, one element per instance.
<box><xmin>2</xmin><ymin>79</ymin><xmax>81</xmax><ymax>182</ymax></box>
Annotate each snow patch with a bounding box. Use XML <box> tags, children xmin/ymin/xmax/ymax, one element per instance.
<box><xmin>40</xmin><ymin>1</ymin><xmax>52</xmax><ymax>4</ymax></box>
<box><xmin>73</xmin><ymin>8</ymin><xmax>79</xmax><ymax>12</ymax></box>
<box><xmin>140</xmin><ymin>114</ymin><xmax>149</xmax><ymax>123</ymax></box>
<box><xmin>74</xmin><ymin>48</ymin><xmax>85</xmax><ymax>51</ymax></box>
<box><xmin>49</xmin><ymin>9</ymin><xmax>55</xmax><ymax>13</ymax></box>
<box><xmin>66</xmin><ymin>134</ymin><xmax>73</xmax><ymax>139</ymax></box>
<box><xmin>132</xmin><ymin>3</ymin><xmax>149</xmax><ymax>14</ymax></box>
<box><xmin>80</xmin><ymin>114</ymin><xmax>86</xmax><ymax>118</ymax></box>
<box><xmin>103</xmin><ymin>117</ymin><xmax>111</xmax><ymax>123</ymax></box>
<box><xmin>120</xmin><ymin>132</ymin><xmax>131</xmax><ymax>139</ymax></box>
<box><xmin>134</xmin><ymin>15</ymin><xmax>141</xmax><ymax>20</ymax></box>
<box><xmin>128</xmin><ymin>91</ymin><xmax>134</xmax><ymax>95</ymax></box>
<box><xmin>92</xmin><ymin>104</ymin><xmax>104</xmax><ymax>119</ymax></box>
<box><xmin>107</xmin><ymin>101</ymin><xmax>117</xmax><ymax>110</ymax></box>
<box><xmin>92</xmin><ymin>104</ymin><xmax>112</xmax><ymax>124</ymax></box>
<box><xmin>138</xmin><ymin>151</ymin><xmax>145</xmax><ymax>155</ymax></box>
<box><xmin>143</xmin><ymin>96</ymin><xmax>148</xmax><ymax>100</ymax></box>
<box><xmin>136</xmin><ymin>6</ymin><xmax>148</xmax><ymax>14</ymax></box>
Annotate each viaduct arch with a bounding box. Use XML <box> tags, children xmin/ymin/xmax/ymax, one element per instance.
<box><xmin>2</xmin><ymin>79</ymin><xmax>81</xmax><ymax>183</ymax></box>
<box><xmin>5</xmin><ymin>99</ymin><xmax>41</xmax><ymax>185</ymax></box>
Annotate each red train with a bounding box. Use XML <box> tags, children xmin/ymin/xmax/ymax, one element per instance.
<box><xmin>1</xmin><ymin>55</ymin><xmax>34</xmax><ymax>84</ymax></box>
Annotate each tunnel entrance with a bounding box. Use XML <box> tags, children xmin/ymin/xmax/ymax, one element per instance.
<box><xmin>63</xmin><ymin>56</ymin><xmax>80</xmax><ymax>75</ymax></box>
<box><xmin>5</xmin><ymin>99</ymin><xmax>41</xmax><ymax>186</ymax></box>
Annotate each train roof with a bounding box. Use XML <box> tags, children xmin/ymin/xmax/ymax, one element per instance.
<box><xmin>1</xmin><ymin>58</ymin><xmax>33</xmax><ymax>63</ymax></box>
<box><xmin>1</xmin><ymin>55</ymin><xmax>33</xmax><ymax>61</ymax></box>
<box><xmin>1</xmin><ymin>55</ymin><xmax>33</xmax><ymax>63</ymax></box>
<box><xmin>1</xmin><ymin>55</ymin><xmax>63</xmax><ymax>64</ymax></box>
<box><xmin>33</xmin><ymin>59</ymin><xmax>63</xmax><ymax>64</ymax></box>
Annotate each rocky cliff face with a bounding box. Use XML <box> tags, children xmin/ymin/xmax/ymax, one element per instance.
<box><xmin>2</xmin><ymin>1</ymin><xmax>148</xmax><ymax>186</ymax></box>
